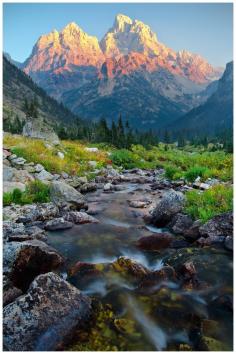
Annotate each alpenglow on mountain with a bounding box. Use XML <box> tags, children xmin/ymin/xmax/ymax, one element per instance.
<box><xmin>20</xmin><ymin>14</ymin><xmax>223</xmax><ymax>129</ymax></box>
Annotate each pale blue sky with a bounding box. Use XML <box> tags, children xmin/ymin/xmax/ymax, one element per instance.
<box><xmin>3</xmin><ymin>3</ymin><xmax>233</xmax><ymax>67</ymax></box>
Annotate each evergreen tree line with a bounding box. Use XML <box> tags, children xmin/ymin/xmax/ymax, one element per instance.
<box><xmin>57</xmin><ymin>114</ymin><xmax>159</xmax><ymax>148</ymax></box>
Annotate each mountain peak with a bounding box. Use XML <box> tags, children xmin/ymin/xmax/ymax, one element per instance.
<box><xmin>113</xmin><ymin>13</ymin><xmax>132</xmax><ymax>32</ymax></box>
<box><xmin>101</xmin><ymin>13</ymin><xmax>159</xmax><ymax>57</ymax></box>
<box><xmin>62</xmin><ymin>22</ymin><xmax>82</xmax><ymax>35</ymax></box>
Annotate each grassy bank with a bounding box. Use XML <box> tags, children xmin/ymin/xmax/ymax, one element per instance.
<box><xmin>3</xmin><ymin>134</ymin><xmax>233</xmax><ymax>222</ymax></box>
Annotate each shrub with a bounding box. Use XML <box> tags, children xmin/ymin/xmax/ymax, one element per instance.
<box><xmin>12</xmin><ymin>188</ymin><xmax>23</xmax><ymax>204</ymax></box>
<box><xmin>111</xmin><ymin>149</ymin><xmax>137</xmax><ymax>169</ymax></box>
<box><xmin>25</xmin><ymin>180</ymin><xmax>50</xmax><ymax>203</ymax></box>
<box><xmin>165</xmin><ymin>166</ymin><xmax>181</xmax><ymax>180</ymax></box>
<box><xmin>184</xmin><ymin>184</ymin><xmax>233</xmax><ymax>223</ymax></box>
<box><xmin>184</xmin><ymin>166</ymin><xmax>209</xmax><ymax>182</ymax></box>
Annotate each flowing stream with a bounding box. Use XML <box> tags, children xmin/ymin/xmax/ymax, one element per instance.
<box><xmin>47</xmin><ymin>182</ymin><xmax>233</xmax><ymax>351</ymax></box>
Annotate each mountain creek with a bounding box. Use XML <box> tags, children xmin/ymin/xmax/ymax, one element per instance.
<box><xmin>3</xmin><ymin>145</ymin><xmax>233</xmax><ymax>351</ymax></box>
<box><xmin>46</xmin><ymin>181</ymin><xmax>233</xmax><ymax>351</ymax></box>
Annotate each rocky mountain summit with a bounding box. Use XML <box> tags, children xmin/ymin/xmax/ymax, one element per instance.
<box><xmin>16</xmin><ymin>14</ymin><xmax>223</xmax><ymax>129</ymax></box>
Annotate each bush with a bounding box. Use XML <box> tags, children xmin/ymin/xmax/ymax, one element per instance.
<box><xmin>184</xmin><ymin>184</ymin><xmax>233</xmax><ymax>223</ymax></box>
<box><xmin>12</xmin><ymin>188</ymin><xmax>23</xmax><ymax>204</ymax></box>
<box><xmin>165</xmin><ymin>166</ymin><xmax>181</xmax><ymax>180</ymax></box>
<box><xmin>25</xmin><ymin>180</ymin><xmax>50</xmax><ymax>203</ymax></box>
<box><xmin>184</xmin><ymin>166</ymin><xmax>209</xmax><ymax>182</ymax></box>
<box><xmin>111</xmin><ymin>149</ymin><xmax>137</xmax><ymax>169</ymax></box>
<box><xmin>3</xmin><ymin>181</ymin><xmax>50</xmax><ymax>206</ymax></box>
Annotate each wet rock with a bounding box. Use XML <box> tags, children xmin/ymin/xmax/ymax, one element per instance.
<box><xmin>224</xmin><ymin>236</ymin><xmax>233</xmax><ymax>251</ymax></box>
<box><xmin>179</xmin><ymin>261</ymin><xmax>197</xmax><ymax>278</ymax></box>
<box><xmin>170</xmin><ymin>238</ymin><xmax>190</xmax><ymax>248</ymax></box>
<box><xmin>69</xmin><ymin>261</ymin><xmax>103</xmax><ymax>278</ymax></box>
<box><xmin>35</xmin><ymin>169</ymin><xmax>54</xmax><ymax>181</ymax></box>
<box><xmin>183</xmin><ymin>220</ymin><xmax>201</xmax><ymax>241</ymax></box>
<box><xmin>168</xmin><ymin>213</ymin><xmax>193</xmax><ymax>235</ymax></box>
<box><xmin>198</xmin><ymin>336</ymin><xmax>229</xmax><ymax>351</ymax></box>
<box><xmin>209</xmin><ymin>294</ymin><xmax>233</xmax><ymax>313</ymax></box>
<box><xmin>199</xmin><ymin>212</ymin><xmax>233</xmax><ymax>238</ymax></box>
<box><xmin>3</xmin><ymin>240</ymin><xmax>64</xmax><ymax>292</ymax></box>
<box><xmin>45</xmin><ymin>217</ymin><xmax>74</xmax><ymax>231</ymax></box>
<box><xmin>80</xmin><ymin>182</ymin><xmax>97</xmax><ymax>193</ymax></box>
<box><xmin>150</xmin><ymin>190</ymin><xmax>185</xmax><ymax>227</ymax></box>
<box><xmin>50</xmin><ymin>181</ymin><xmax>86</xmax><ymax>210</ymax></box>
<box><xmin>3</xmin><ymin>272</ymin><xmax>91</xmax><ymax>351</ymax></box>
<box><xmin>197</xmin><ymin>235</ymin><xmax>225</xmax><ymax>246</ymax></box>
<box><xmin>137</xmin><ymin>233</ymin><xmax>174</xmax><ymax>251</ymax></box>
<box><xmin>138</xmin><ymin>266</ymin><xmax>177</xmax><ymax>291</ymax></box>
<box><xmin>201</xmin><ymin>319</ymin><xmax>220</xmax><ymax>338</ymax></box>
<box><xmin>128</xmin><ymin>199</ymin><xmax>152</xmax><ymax>208</ymax></box>
<box><xmin>112</xmin><ymin>256</ymin><xmax>149</xmax><ymax>279</ymax></box>
<box><xmin>64</xmin><ymin>211</ymin><xmax>99</xmax><ymax>224</ymax></box>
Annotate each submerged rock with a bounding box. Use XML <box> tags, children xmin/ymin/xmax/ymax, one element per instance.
<box><xmin>111</xmin><ymin>256</ymin><xmax>149</xmax><ymax>279</ymax></box>
<box><xmin>150</xmin><ymin>190</ymin><xmax>185</xmax><ymax>227</ymax></box>
<box><xmin>3</xmin><ymin>272</ymin><xmax>91</xmax><ymax>351</ymax></box>
<box><xmin>128</xmin><ymin>199</ymin><xmax>152</xmax><ymax>208</ymax></box>
<box><xmin>137</xmin><ymin>233</ymin><xmax>174</xmax><ymax>251</ymax></box>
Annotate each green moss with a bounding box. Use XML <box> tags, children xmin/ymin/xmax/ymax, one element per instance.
<box><xmin>68</xmin><ymin>302</ymin><xmax>149</xmax><ymax>351</ymax></box>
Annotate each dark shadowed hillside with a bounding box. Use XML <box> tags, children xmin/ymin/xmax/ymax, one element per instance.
<box><xmin>171</xmin><ymin>61</ymin><xmax>233</xmax><ymax>139</ymax></box>
<box><xmin>3</xmin><ymin>55</ymin><xmax>81</xmax><ymax>132</ymax></box>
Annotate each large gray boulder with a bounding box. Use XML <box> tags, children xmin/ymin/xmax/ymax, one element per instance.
<box><xmin>3</xmin><ymin>181</ymin><xmax>26</xmax><ymax>193</ymax></box>
<box><xmin>3</xmin><ymin>272</ymin><xmax>92</xmax><ymax>351</ymax></box>
<box><xmin>23</xmin><ymin>119</ymin><xmax>59</xmax><ymax>145</ymax></box>
<box><xmin>50</xmin><ymin>181</ymin><xmax>86</xmax><ymax>210</ymax></box>
<box><xmin>150</xmin><ymin>189</ymin><xmax>186</xmax><ymax>226</ymax></box>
